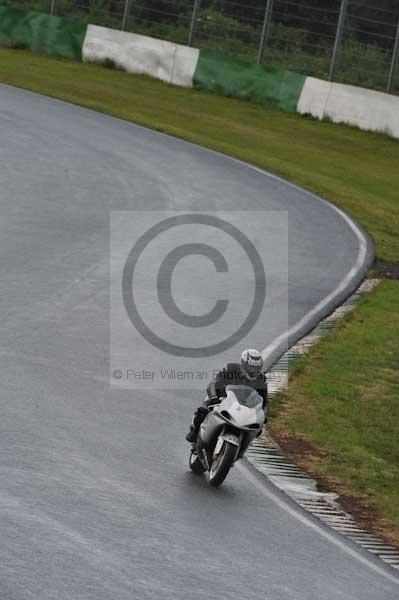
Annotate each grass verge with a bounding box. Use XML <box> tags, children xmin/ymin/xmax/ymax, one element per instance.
<box><xmin>270</xmin><ymin>280</ymin><xmax>399</xmax><ymax>545</ymax></box>
<box><xmin>0</xmin><ymin>47</ymin><xmax>398</xmax><ymax>541</ymax></box>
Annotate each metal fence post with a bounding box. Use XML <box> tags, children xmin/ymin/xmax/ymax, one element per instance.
<box><xmin>50</xmin><ymin>0</ymin><xmax>56</xmax><ymax>16</ymax></box>
<box><xmin>188</xmin><ymin>0</ymin><xmax>201</xmax><ymax>47</ymax></box>
<box><xmin>257</xmin><ymin>0</ymin><xmax>274</xmax><ymax>64</ymax></box>
<box><xmin>122</xmin><ymin>0</ymin><xmax>133</xmax><ymax>31</ymax></box>
<box><xmin>387</xmin><ymin>18</ymin><xmax>399</xmax><ymax>94</ymax></box>
<box><xmin>329</xmin><ymin>0</ymin><xmax>348</xmax><ymax>81</ymax></box>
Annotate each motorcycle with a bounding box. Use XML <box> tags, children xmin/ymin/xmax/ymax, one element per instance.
<box><xmin>188</xmin><ymin>385</ymin><xmax>265</xmax><ymax>487</ymax></box>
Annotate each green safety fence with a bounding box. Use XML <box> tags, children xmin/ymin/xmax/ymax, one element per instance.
<box><xmin>0</xmin><ymin>5</ymin><xmax>87</xmax><ymax>61</ymax></box>
<box><xmin>194</xmin><ymin>49</ymin><xmax>306</xmax><ymax>113</ymax></box>
<box><xmin>0</xmin><ymin>6</ymin><xmax>308</xmax><ymax>114</ymax></box>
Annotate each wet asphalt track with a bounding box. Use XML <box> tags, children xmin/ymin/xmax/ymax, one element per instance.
<box><xmin>1</xmin><ymin>84</ymin><xmax>398</xmax><ymax>600</ymax></box>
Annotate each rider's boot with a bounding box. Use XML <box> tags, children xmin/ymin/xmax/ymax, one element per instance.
<box><xmin>185</xmin><ymin>426</ymin><xmax>196</xmax><ymax>443</ymax></box>
<box><xmin>185</xmin><ymin>406</ymin><xmax>209</xmax><ymax>443</ymax></box>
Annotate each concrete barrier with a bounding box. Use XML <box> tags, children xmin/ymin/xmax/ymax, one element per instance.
<box><xmin>1</xmin><ymin>7</ymin><xmax>398</xmax><ymax>139</ymax></box>
<box><xmin>298</xmin><ymin>76</ymin><xmax>399</xmax><ymax>139</ymax></box>
<box><xmin>82</xmin><ymin>25</ymin><xmax>199</xmax><ymax>88</ymax></box>
<box><xmin>172</xmin><ymin>44</ymin><xmax>200</xmax><ymax>87</ymax></box>
<box><xmin>324</xmin><ymin>83</ymin><xmax>399</xmax><ymax>139</ymax></box>
<box><xmin>82</xmin><ymin>27</ymin><xmax>399</xmax><ymax>137</ymax></box>
<box><xmin>297</xmin><ymin>77</ymin><xmax>332</xmax><ymax>120</ymax></box>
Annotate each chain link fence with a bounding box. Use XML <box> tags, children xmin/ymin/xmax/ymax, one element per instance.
<box><xmin>3</xmin><ymin>0</ymin><xmax>399</xmax><ymax>93</ymax></box>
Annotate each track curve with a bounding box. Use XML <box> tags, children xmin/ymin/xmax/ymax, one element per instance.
<box><xmin>1</xmin><ymin>84</ymin><xmax>396</xmax><ymax>600</ymax></box>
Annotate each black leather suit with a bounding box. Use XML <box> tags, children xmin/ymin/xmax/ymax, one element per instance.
<box><xmin>190</xmin><ymin>363</ymin><xmax>268</xmax><ymax>437</ymax></box>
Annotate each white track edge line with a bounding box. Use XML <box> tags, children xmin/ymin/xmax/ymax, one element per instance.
<box><xmin>0</xmin><ymin>84</ymin><xmax>380</xmax><ymax>577</ymax></box>
<box><xmin>238</xmin><ymin>463</ymin><xmax>399</xmax><ymax>585</ymax></box>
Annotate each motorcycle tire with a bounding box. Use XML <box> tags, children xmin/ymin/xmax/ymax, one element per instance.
<box><xmin>209</xmin><ymin>441</ymin><xmax>237</xmax><ymax>487</ymax></box>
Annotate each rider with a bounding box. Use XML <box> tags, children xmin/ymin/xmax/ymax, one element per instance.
<box><xmin>186</xmin><ymin>349</ymin><xmax>268</xmax><ymax>443</ymax></box>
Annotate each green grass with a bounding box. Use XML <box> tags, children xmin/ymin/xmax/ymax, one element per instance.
<box><xmin>3</xmin><ymin>1</ymin><xmax>398</xmax><ymax>91</ymax></box>
<box><xmin>270</xmin><ymin>280</ymin><xmax>399</xmax><ymax>543</ymax></box>
<box><xmin>0</xmin><ymin>47</ymin><xmax>398</xmax><ymax>262</ymax></box>
<box><xmin>0</xmin><ymin>47</ymin><xmax>398</xmax><ymax>540</ymax></box>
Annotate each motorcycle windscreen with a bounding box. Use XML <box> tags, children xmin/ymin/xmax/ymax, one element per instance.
<box><xmin>225</xmin><ymin>385</ymin><xmax>262</xmax><ymax>408</ymax></box>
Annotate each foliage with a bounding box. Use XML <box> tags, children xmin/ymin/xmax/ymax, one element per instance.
<box><xmin>2</xmin><ymin>0</ymin><xmax>399</xmax><ymax>91</ymax></box>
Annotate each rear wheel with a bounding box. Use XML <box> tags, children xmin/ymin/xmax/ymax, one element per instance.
<box><xmin>189</xmin><ymin>450</ymin><xmax>205</xmax><ymax>474</ymax></box>
<box><xmin>209</xmin><ymin>441</ymin><xmax>237</xmax><ymax>487</ymax></box>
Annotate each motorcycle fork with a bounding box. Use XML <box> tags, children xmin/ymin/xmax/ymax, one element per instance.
<box><xmin>219</xmin><ymin>429</ymin><xmax>244</xmax><ymax>465</ymax></box>
<box><xmin>236</xmin><ymin>432</ymin><xmax>251</xmax><ymax>460</ymax></box>
<box><xmin>196</xmin><ymin>440</ymin><xmax>211</xmax><ymax>471</ymax></box>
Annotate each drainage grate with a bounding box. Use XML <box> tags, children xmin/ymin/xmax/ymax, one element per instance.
<box><xmin>247</xmin><ymin>279</ymin><xmax>399</xmax><ymax>571</ymax></box>
<box><xmin>247</xmin><ymin>436</ymin><xmax>399</xmax><ymax>571</ymax></box>
<box><xmin>266</xmin><ymin>279</ymin><xmax>380</xmax><ymax>395</ymax></box>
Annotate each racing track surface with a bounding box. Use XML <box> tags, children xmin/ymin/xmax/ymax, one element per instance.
<box><xmin>1</xmin><ymin>84</ymin><xmax>397</xmax><ymax>600</ymax></box>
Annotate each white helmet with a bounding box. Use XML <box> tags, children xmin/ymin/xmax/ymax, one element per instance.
<box><xmin>240</xmin><ymin>349</ymin><xmax>263</xmax><ymax>380</ymax></box>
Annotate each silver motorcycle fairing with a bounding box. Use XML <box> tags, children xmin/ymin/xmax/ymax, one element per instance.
<box><xmin>198</xmin><ymin>386</ymin><xmax>264</xmax><ymax>449</ymax></box>
<box><xmin>217</xmin><ymin>388</ymin><xmax>265</xmax><ymax>429</ymax></box>
<box><xmin>198</xmin><ymin>409</ymin><xmax>226</xmax><ymax>448</ymax></box>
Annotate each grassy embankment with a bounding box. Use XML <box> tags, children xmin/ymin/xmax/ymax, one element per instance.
<box><xmin>0</xmin><ymin>47</ymin><xmax>398</xmax><ymax>543</ymax></box>
<box><xmin>270</xmin><ymin>282</ymin><xmax>399</xmax><ymax>545</ymax></box>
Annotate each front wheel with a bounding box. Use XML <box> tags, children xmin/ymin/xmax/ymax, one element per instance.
<box><xmin>209</xmin><ymin>441</ymin><xmax>237</xmax><ymax>487</ymax></box>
